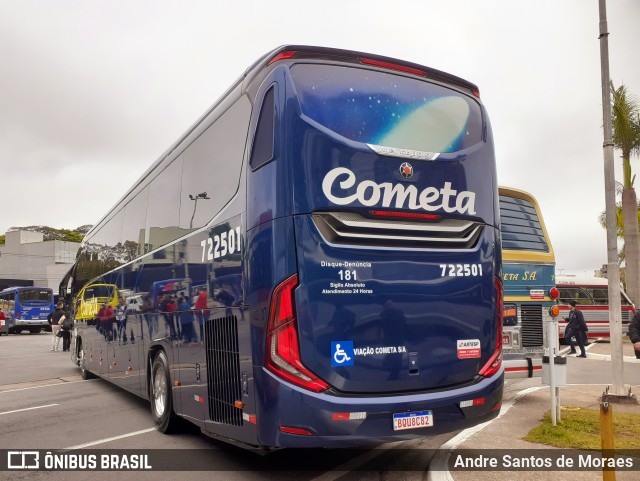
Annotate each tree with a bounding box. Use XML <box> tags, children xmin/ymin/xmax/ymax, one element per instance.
<box><xmin>611</xmin><ymin>83</ymin><xmax>640</xmax><ymax>306</ymax></box>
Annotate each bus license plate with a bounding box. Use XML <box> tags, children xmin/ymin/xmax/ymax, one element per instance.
<box><xmin>393</xmin><ymin>410</ymin><xmax>433</xmax><ymax>431</ymax></box>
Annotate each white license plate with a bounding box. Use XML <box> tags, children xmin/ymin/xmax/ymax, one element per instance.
<box><xmin>393</xmin><ymin>410</ymin><xmax>433</xmax><ymax>431</ymax></box>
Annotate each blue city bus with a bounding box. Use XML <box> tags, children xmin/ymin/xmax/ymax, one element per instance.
<box><xmin>499</xmin><ymin>187</ymin><xmax>559</xmax><ymax>378</ymax></box>
<box><xmin>61</xmin><ymin>45</ymin><xmax>503</xmax><ymax>449</ymax></box>
<box><xmin>0</xmin><ymin>286</ymin><xmax>54</xmax><ymax>334</ymax></box>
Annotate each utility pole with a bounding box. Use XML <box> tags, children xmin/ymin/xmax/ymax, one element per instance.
<box><xmin>598</xmin><ymin>0</ymin><xmax>631</xmax><ymax>400</ymax></box>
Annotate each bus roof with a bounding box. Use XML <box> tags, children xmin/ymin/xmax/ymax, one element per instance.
<box><xmin>1</xmin><ymin>286</ymin><xmax>52</xmax><ymax>293</ymax></box>
<box><xmin>84</xmin><ymin>45</ymin><xmax>481</xmax><ymax>242</ymax></box>
<box><xmin>556</xmin><ymin>276</ymin><xmax>608</xmax><ymax>286</ymax></box>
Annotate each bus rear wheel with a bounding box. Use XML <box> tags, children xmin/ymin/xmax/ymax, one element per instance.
<box><xmin>150</xmin><ymin>351</ymin><xmax>181</xmax><ymax>434</ymax></box>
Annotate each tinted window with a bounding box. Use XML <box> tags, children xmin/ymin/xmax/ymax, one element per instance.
<box><xmin>582</xmin><ymin>286</ymin><xmax>632</xmax><ymax>306</ymax></box>
<box><xmin>122</xmin><ymin>188</ymin><xmax>148</xmax><ymax>257</ymax></box>
<box><xmin>290</xmin><ymin>64</ymin><xmax>482</xmax><ymax>153</ymax></box>
<box><xmin>146</xmin><ymin>156</ymin><xmax>184</xmax><ymax>250</ymax></box>
<box><xmin>558</xmin><ymin>287</ymin><xmax>593</xmax><ymax>305</ymax></box>
<box><xmin>83</xmin><ymin>285</ymin><xmax>115</xmax><ymax>299</ymax></box>
<box><xmin>19</xmin><ymin>289</ymin><xmax>52</xmax><ymax>302</ymax></box>
<box><xmin>250</xmin><ymin>86</ymin><xmax>275</xmax><ymax>169</ymax></box>
<box><xmin>102</xmin><ymin>209</ymin><xmax>124</xmax><ymax>251</ymax></box>
<box><xmin>499</xmin><ymin>195</ymin><xmax>549</xmax><ymax>252</ymax></box>
<box><xmin>179</xmin><ymin>95</ymin><xmax>251</xmax><ymax>230</ymax></box>
<box><xmin>586</xmin><ymin>287</ymin><xmax>608</xmax><ymax>305</ymax></box>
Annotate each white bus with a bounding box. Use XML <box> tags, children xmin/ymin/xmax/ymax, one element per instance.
<box><xmin>556</xmin><ymin>276</ymin><xmax>635</xmax><ymax>341</ymax></box>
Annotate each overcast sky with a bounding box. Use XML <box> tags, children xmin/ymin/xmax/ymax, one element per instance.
<box><xmin>1</xmin><ymin>0</ymin><xmax>639</xmax><ymax>276</ymax></box>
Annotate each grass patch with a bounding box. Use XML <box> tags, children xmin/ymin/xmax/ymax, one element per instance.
<box><xmin>523</xmin><ymin>407</ymin><xmax>640</xmax><ymax>449</ymax></box>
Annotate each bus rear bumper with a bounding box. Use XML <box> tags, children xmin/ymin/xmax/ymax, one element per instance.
<box><xmin>256</xmin><ymin>369</ymin><xmax>504</xmax><ymax>448</ymax></box>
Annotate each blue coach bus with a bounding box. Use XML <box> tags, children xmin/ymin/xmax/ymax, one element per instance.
<box><xmin>0</xmin><ymin>286</ymin><xmax>54</xmax><ymax>334</ymax></box>
<box><xmin>61</xmin><ymin>45</ymin><xmax>503</xmax><ymax>449</ymax></box>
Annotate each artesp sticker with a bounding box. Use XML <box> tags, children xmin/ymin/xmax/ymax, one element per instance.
<box><xmin>457</xmin><ymin>339</ymin><xmax>481</xmax><ymax>359</ymax></box>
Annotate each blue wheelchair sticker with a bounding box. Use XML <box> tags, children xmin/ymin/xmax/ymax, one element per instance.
<box><xmin>331</xmin><ymin>341</ymin><xmax>354</xmax><ymax>367</ymax></box>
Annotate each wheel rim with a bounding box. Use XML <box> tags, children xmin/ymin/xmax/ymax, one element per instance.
<box><xmin>153</xmin><ymin>365</ymin><xmax>167</xmax><ymax>417</ymax></box>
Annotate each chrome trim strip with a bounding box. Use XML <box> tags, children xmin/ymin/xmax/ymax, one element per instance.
<box><xmin>326</xmin><ymin>212</ymin><xmax>474</xmax><ymax>233</ymax></box>
<box><xmin>367</xmin><ymin>143</ymin><xmax>440</xmax><ymax>161</ymax></box>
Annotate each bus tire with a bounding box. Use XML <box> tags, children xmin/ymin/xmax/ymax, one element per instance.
<box><xmin>150</xmin><ymin>351</ymin><xmax>181</xmax><ymax>434</ymax></box>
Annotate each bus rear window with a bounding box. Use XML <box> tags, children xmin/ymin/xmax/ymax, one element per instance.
<box><xmin>499</xmin><ymin>195</ymin><xmax>549</xmax><ymax>252</ymax></box>
<box><xmin>19</xmin><ymin>289</ymin><xmax>52</xmax><ymax>302</ymax></box>
<box><xmin>289</xmin><ymin>64</ymin><xmax>482</xmax><ymax>154</ymax></box>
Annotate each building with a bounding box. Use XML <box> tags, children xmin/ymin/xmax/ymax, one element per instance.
<box><xmin>0</xmin><ymin>230</ymin><xmax>80</xmax><ymax>291</ymax></box>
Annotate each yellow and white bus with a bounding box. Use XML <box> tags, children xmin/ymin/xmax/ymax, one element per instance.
<box><xmin>499</xmin><ymin>187</ymin><xmax>559</xmax><ymax>378</ymax></box>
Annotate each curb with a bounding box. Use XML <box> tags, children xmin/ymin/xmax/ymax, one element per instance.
<box><xmin>425</xmin><ymin>386</ymin><xmax>545</xmax><ymax>481</ymax></box>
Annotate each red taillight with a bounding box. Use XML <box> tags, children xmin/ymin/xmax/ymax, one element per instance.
<box><xmin>279</xmin><ymin>426</ymin><xmax>313</xmax><ymax>436</ymax></box>
<box><xmin>472</xmin><ymin>89</ymin><xmax>481</xmax><ymax>98</ymax></box>
<box><xmin>370</xmin><ymin>210</ymin><xmax>440</xmax><ymax>220</ymax></box>
<box><xmin>359</xmin><ymin>57</ymin><xmax>426</xmax><ymax>76</ymax></box>
<box><xmin>479</xmin><ymin>277</ymin><xmax>503</xmax><ymax>378</ymax></box>
<box><xmin>549</xmin><ymin>287</ymin><xmax>559</xmax><ymax>300</ymax></box>
<box><xmin>268</xmin><ymin>51</ymin><xmax>297</xmax><ymax>65</ymax></box>
<box><xmin>266</xmin><ymin>275</ymin><xmax>330</xmax><ymax>393</ymax></box>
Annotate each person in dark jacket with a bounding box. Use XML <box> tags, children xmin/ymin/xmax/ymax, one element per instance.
<box><xmin>565</xmin><ymin>301</ymin><xmax>588</xmax><ymax>357</ymax></box>
<box><xmin>628</xmin><ymin>310</ymin><xmax>640</xmax><ymax>359</ymax></box>
<box><xmin>59</xmin><ymin>309</ymin><xmax>73</xmax><ymax>352</ymax></box>
<box><xmin>50</xmin><ymin>301</ymin><xmax>65</xmax><ymax>351</ymax></box>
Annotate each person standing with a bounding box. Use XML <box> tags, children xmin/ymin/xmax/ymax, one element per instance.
<box><xmin>59</xmin><ymin>310</ymin><xmax>73</xmax><ymax>352</ymax></box>
<box><xmin>0</xmin><ymin>308</ymin><xmax>7</xmax><ymax>335</ymax></box>
<box><xmin>97</xmin><ymin>302</ymin><xmax>114</xmax><ymax>341</ymax></box>
<box><xmin>194</xmin><ymin>287</ymin><xmax>209</xmax><ymax>342</ymax></box>
<box><xmin>114</xmin><ymin>297</ymin><xmax>127</xmax><ymax>343</ymax></box>
<box><xmin>565</xmin><ymin>301</ymin><xmax>588</xmax><ymax>357</ymax></box>
<box><xmin>50</xmin><ymin>301</ymin><xmax>65</xmax><ymax>351</ymax></box>
<box><xmin>629</xmin><ymin>309</ymin><xmax>640</xmax><ymax>359</ymax></box>
<box><xmin>178</xmin><ymin>296</ymin><xmax>197</xmax><ymax>345</ymax></box>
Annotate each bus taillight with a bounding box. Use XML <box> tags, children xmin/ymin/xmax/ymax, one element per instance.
<box><xmin>479</xmin><ymin>277</ymin><xmax>503</xmax><ymax>378</ymax></box>
<box><xmin>268</xmin><ymin>51</ymin><xmax>297</xmax><ymax>65</ymax></box>
<box><xmin>266</xmin><ymin>275</ymin><xmax>330</xmax><ymax>393</ymax></box>
<box><xmin>359</xmin><ymin>57</ymin><xmax>427</xmax><ymax>76</ymax></box>
<box><xmin>549</xmin><ymin>287</ymin><xmax>559</xmax><ymax>300</ymax></box>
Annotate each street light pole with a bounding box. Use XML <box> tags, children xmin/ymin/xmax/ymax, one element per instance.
<box><xmin>185</xmin><ymin>192</ymin><xmax>210</xmax><ymax>281</ymax></box>
<box><xmin>189</xmin><ymin>192</ymin><xmax>210</xmax><ymax>230</ymax></box>
<box><xmin>598</xmin><ymin>0</ymin><xmax>626</xmax><ymax>398</ymax></box>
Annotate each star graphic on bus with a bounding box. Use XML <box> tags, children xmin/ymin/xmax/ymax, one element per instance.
<box><xmin>399</xmin><ymin>162</ymin><xmax>413</xmax><ymax>179</ymax></box>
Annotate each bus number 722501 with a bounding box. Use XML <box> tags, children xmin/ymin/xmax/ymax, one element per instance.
<box><xmin>440</xmin><ymin>264</ymin><xmax>483</xmax><ymax>277</ymax></box>
<box><xmin>200</xmin><ymin>227</ymin><xmax>242</xmax><ymax>262</ymax></box>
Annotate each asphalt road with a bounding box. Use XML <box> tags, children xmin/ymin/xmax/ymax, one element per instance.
<box><xmin>0</xmin><ymin>331</ymin><xmax>455</xmax><ymax>481</ymax></box>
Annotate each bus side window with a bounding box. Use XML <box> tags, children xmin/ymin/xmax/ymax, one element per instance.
<box><xmin>558</xmin><ymin>287</ymin><xmax>593</xmax><ymax>305</ymax></box>
<box><xmin>587</xmin><ymin>288</ymin><xmax>608</xmax><ymax>305</ymax></box>
<box><xmin>575</xmin><ymin>288</ymin><xmax>594</xmax><ymax>305</ymax></box>
<box><xmin>250</xmin><ymin>86</ymin><xmax>276</xmax><ymax>170</ymax></box>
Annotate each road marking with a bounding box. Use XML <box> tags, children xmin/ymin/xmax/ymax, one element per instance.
<box><xmin>426</xmin><ymin>385</ymin><xmax>544</xmax><ymax>481</ymax></box>
<box><xmin>560</xmin><ymin>344</ymin><xmax>640</xmax><ymax>363</ymax></box>
<box><xmin>0</xmin><ymin>403</ymin><xmax>59</xmax><ymax>416</ymax></box>
<box><xmin>309</xmin><ymin>441</ymin><xmax>405</xmax><ymax>481</ymax></box>
<box><xmin>0</xmin><ymin>378</ymin><xmax>90</xmax><ymax>394</ymax></box>
<box><xmin>0</xmin><ymin>353</ymin><xmax>58</xmax><ymax>359</ymax></box>
<box><xmin>65</xmin><ymin>428</ymin><xmax>157</xmax><ymax>450</ymax></box>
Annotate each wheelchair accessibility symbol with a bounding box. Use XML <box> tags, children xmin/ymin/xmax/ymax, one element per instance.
<box><xmin>331</xmin><ymin>341</ymin><xmax>354</xmax><ymax>367</ymax></box>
